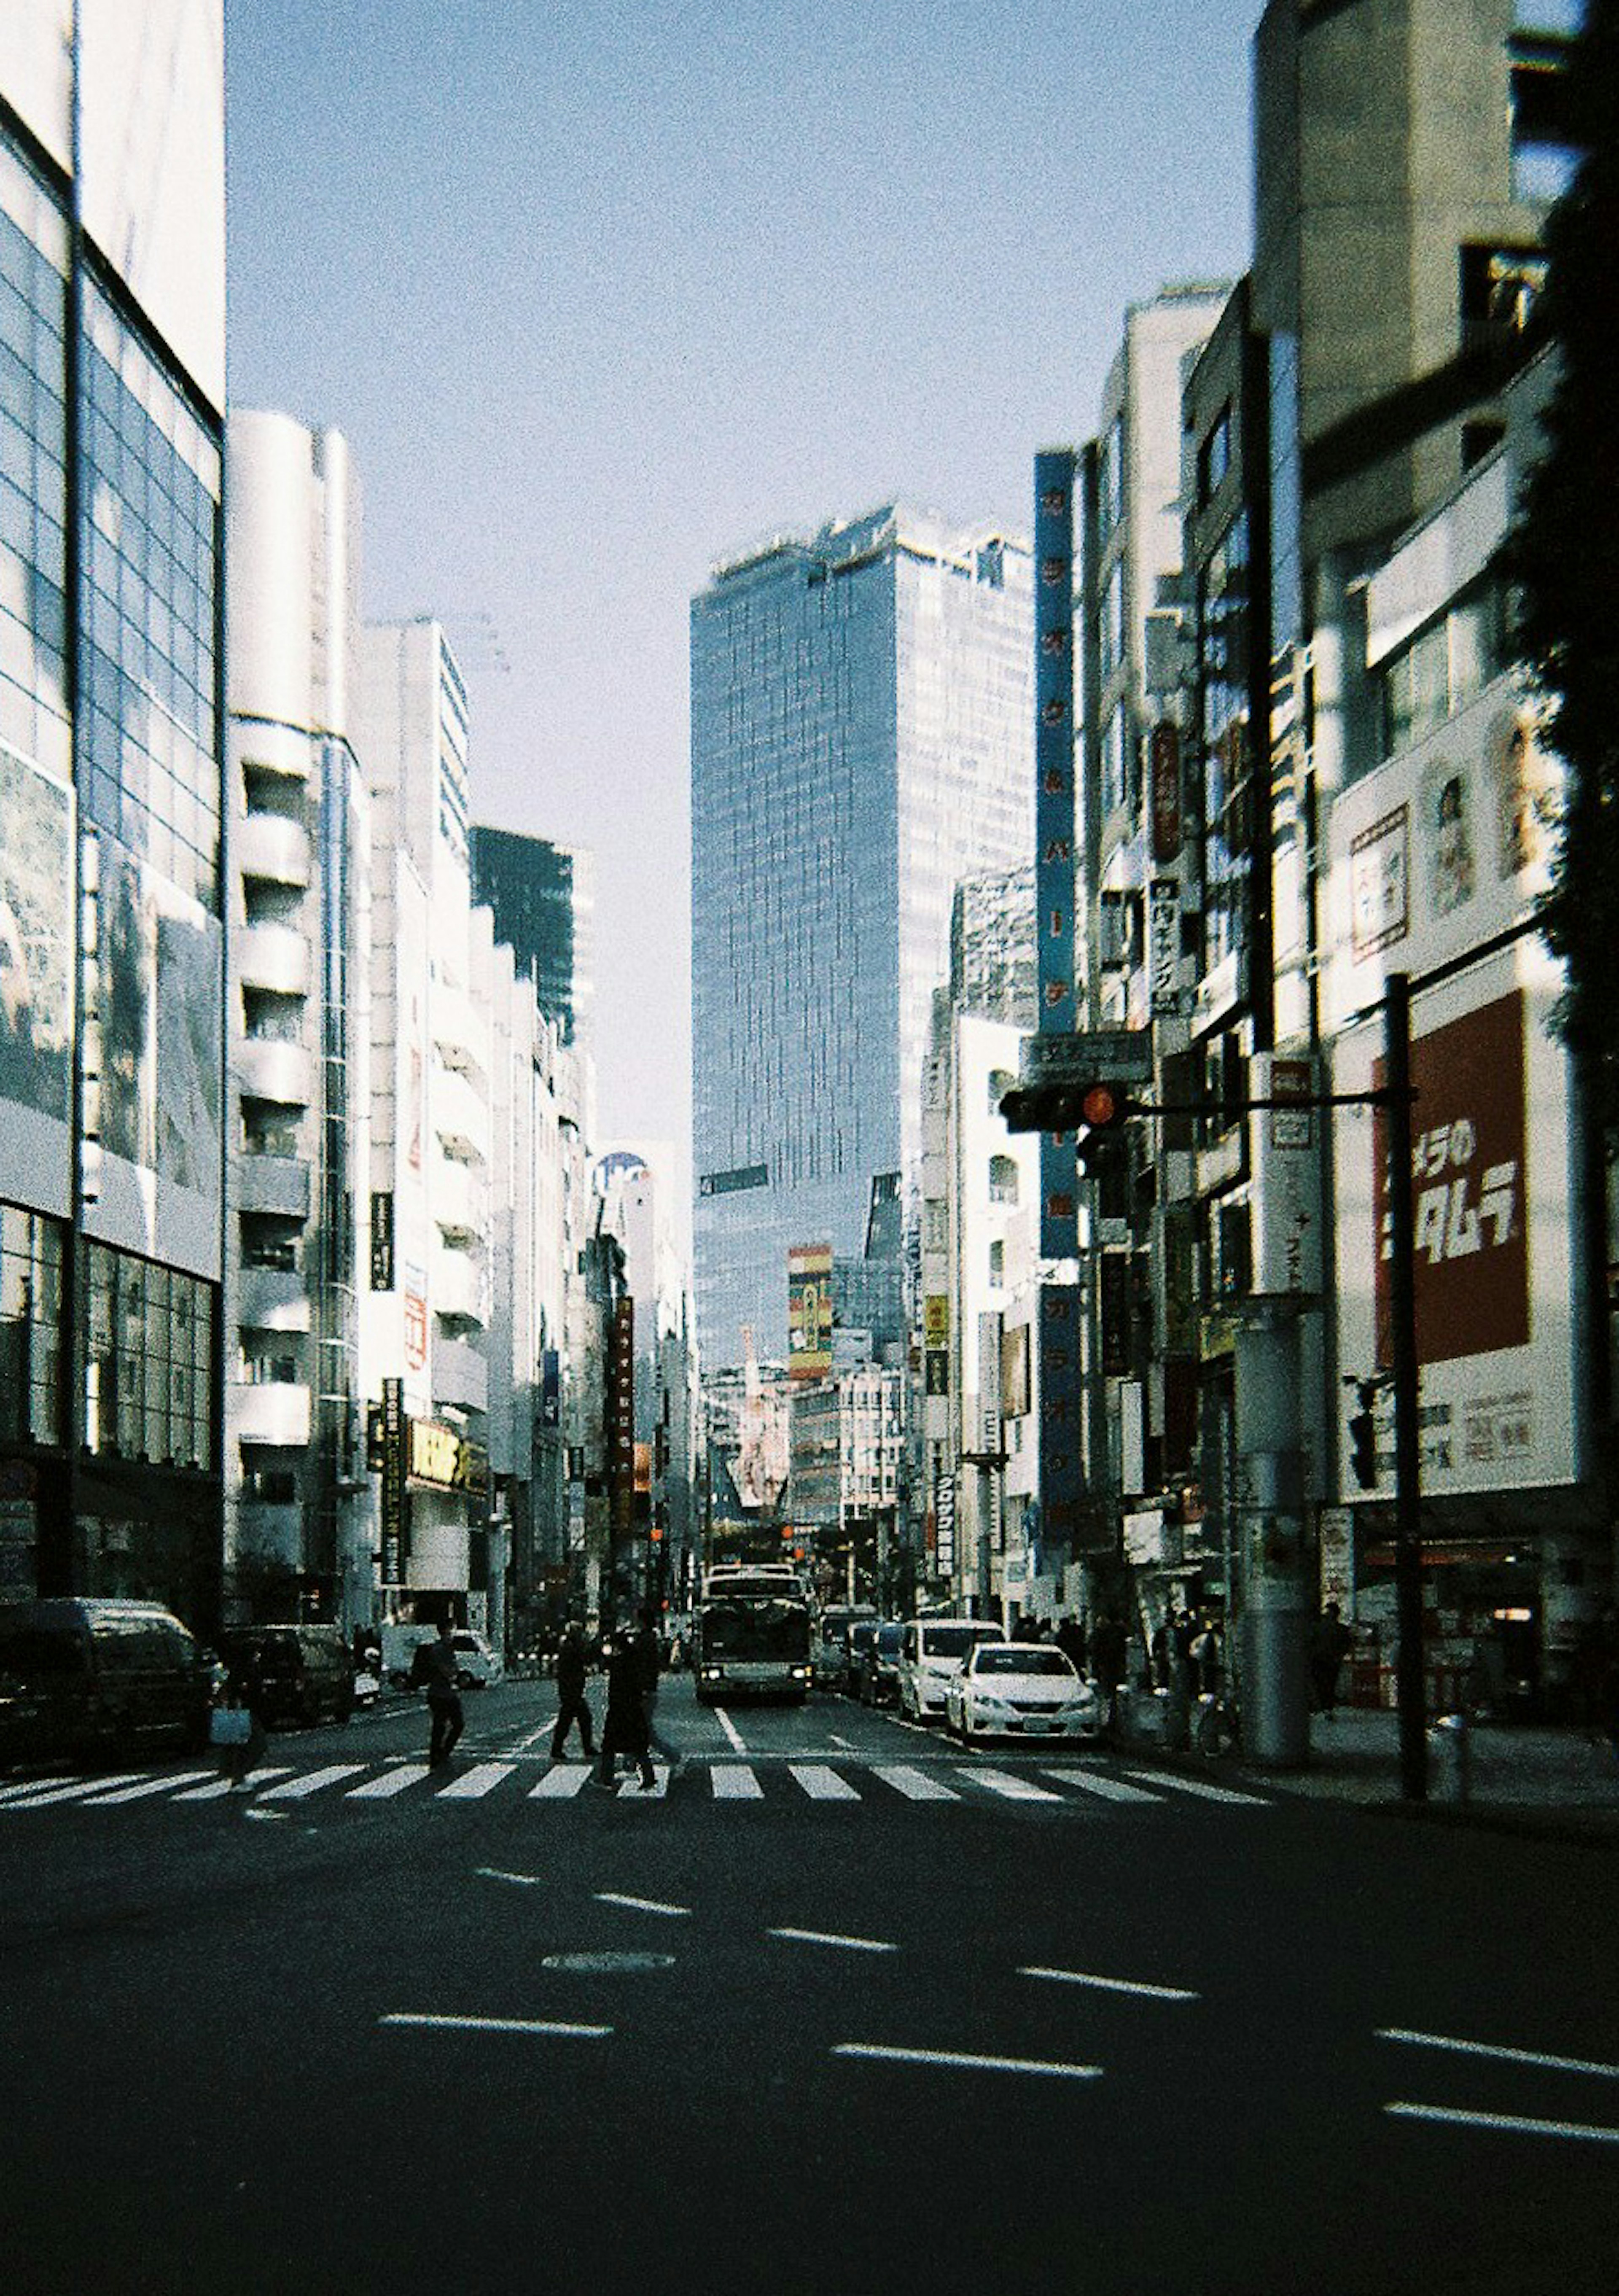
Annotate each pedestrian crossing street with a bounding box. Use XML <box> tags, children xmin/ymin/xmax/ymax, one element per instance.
<box><xmin>0</xmin><ymin>1755</ymin><xmax>1274</xmax><ymax>1817</ymax></box>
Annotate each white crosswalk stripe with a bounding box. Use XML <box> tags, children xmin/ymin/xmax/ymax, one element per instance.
<box><xmin>711</xmin><ymin>1765</ymin><xmax>765</xmax><ymax>1800</ymax></box>
<box><xmin>1121</xmin><ymin>1770</ymin><xmax>1272</xmax><ymax>1806</ymax></box>
<box><xmin>872</xmin><ymin>1765</ymin><xmax>960</xmax><ymax>1802</ymax></box>
<box><xmin>964</xmin><ymin>1768</ymin><xmax>1064</xmax><ymax>1803</ymax></box>
<box><xmin>434</xmin><ymin>1761</ymin><xmax>518</xmax><ymax>1801</ymax></box>
<box><xmin>529</xmin><ymin>1764</ymin><xmax>592</xmax><ymax>1799</ymax></box>
<box><xmin>1041</xmin><ymin>1767</ymin><xmax>1160</xmax><ymax>1804</ymax></box>
<box><xmin>257</xmin><ymin>1764</ymin><xmax>369</xmax><ymax>1802</ymax></box>
<box><xmin>346</xmin><ymin>1763</ymin><xmax>433</xmax><ymax>1799</ymax></box>
<box><xmin>0</xmin><ymin>1753</ymin><xmax>1275</xmax><ymax>1814</ymax></box>
<box><xmin>79</xmin><ymin>1771</ymin><xmax>215</xmax><ymax>1805</ymax></box>
<box><xmin>788</xmin><ymin>1763</ymin><xmax>861</xmax><ymax>1801</ymax></box>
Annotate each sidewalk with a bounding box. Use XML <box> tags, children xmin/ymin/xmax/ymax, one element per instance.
<box><xmin>1232</xmin><ymin>1705</ymin><xmax>1619</xmax><ymax>1841</ymax></box>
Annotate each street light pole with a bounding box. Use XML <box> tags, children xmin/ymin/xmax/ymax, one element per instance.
<box><xmin>1385</xmin><ymin>972</ymin><xmax>1427</xmax><ymax>1801</ymax></box>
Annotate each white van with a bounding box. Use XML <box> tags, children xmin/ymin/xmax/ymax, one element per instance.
<box><xmin>450</xmin><ymin>1629</ymin><xmax>503</xmax><ymax>1688</ymax></box>
<box><xmin>896</xmin><ymin>1617</ymin><xmax>1005</xmax><ymax>1722</ymax></box>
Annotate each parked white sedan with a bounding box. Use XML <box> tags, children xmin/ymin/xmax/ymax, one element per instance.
<box><xmin>944</xmin><ymin>1642</ymin><xmax>1104</xmax><ymax>1745</ymax></box>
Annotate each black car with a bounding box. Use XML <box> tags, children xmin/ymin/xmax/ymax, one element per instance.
<box><xmin>219</xmin><ymin>1624</ymin><xmax>355</xmax><ymax>1728</ymax></box>
<box><xmin>0</xmin><ymin>1597</ymin><xmax>212</xmax><ymax>1770</ymax></box>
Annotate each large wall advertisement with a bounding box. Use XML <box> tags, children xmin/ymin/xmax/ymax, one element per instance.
<box><xmin>0</xmin><ymin>742</ymin><xmax>74</xmax><ymax>1214</ymax></box>
<box><xmin>82</xmin><ymin>832</ymin><xmax>223</xmax><ymax>1277</ymax></box>
<box><xmin>1331</xmin><ymin>946</ymin><xmax>1578</xmax><ymax>1499</ymax></box>
<box><xmin>787</xmin><ymin>1243</ymin><xmax>833</xmax><ymax>1381</ymax></box>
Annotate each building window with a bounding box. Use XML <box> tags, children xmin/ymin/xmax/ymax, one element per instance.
<box><xmin>989</xmin><ymin>1239</ymin><xmax>1005</xmax><ymax>1285</ymax></box>
<box><xmin>82</xmin><ymin>1240</ymin><xmax>212</xmax><ymax>1468</ymax></box>
<box><xmin>988</xmin><ymin>1068</ymin><xmax>1017</xmax><ymax>1116</ymax></box>
<box><xmin>1097</xmin><ymin>415</ymin><xmax>1125</xmax><ymax>542</ymax></box>
<box><xmin>0</xmin><ymin>1203</ymin><xmax>65</xmax><ymax>1444</ymax></box>
<box><xmin>1198</xmin><ymin>407</ymin><xmax>1232</xmax><ymax>506</ymax></box>
<box><xmin>1377</xmin><ymin>580</ymin><xmax>1507</xmax><ymax>759</ymax></box>
<box><xmin>988</xmin><ymin>1155</ymin><xmax>1019</xmax><ymax>1207</ymax></box>
<box><xmin>1509</xmin><ymin>59</ymin><xmax>1579</xmax><ymax>202</ymax></box>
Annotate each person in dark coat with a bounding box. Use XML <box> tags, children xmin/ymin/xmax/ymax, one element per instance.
<box><xmin>414</xmin><ymin>1618</ymin><xmax>464</xmax><ymax>1768</ymax></box>
<box><xmin>597</xmin><ymin>1627</ymin><xmax>655</xmax><ymax>1790</ymax></box>
<box><xmin>549</xmin><ymin>1623</ymin><xmax>595</xmax><ymax>1761</ymax></box>
<box><xmin>1310</xmin><ymin>1601</ymin><xmax>1353</xmax><ymax>1714</ymax></box>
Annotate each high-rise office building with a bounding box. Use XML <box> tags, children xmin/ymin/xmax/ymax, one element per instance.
<box><xmin>470</xmin><ymin>826</ymin><xmax>595</xmax><ymax>1052</ymax></box>
<box><xmin>0</xmin><ymin>5</ymin><xmax>227</xmax><ymax>1626</ymax></box>
<box><xmin>691</xmin><ymin>505</ymin><xmax>1033</xmax><ymax>1370</ymax></box>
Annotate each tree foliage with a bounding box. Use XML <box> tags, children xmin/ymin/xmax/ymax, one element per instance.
<box><xmin>1511</xmin><ymin>0</ymin><xmax>1619</xmax><ymax>1122</ymax></box>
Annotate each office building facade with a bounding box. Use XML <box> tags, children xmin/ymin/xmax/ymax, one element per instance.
<box><xmin>691</xmin><ymin>505</ymin><xmax>1033</xmax><ymax>1371</ymax></box>
<box><xmin>0</xmin><ymin>3</ymin><xmax>227</xmax><ymax>1627</ymax></box>
<box><xmin>471</xmin><ymin>826</ymin><xmax>595</xmax><ymax>1053</ymax></box>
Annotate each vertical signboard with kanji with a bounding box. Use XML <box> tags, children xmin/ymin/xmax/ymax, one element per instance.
<box><xmin>379</xmin><ymin>1376</ymin><xmax>406</xmax><ymax>1586</ymax></box>
<box><xmin>609</xmin><ymin>1297</ymin><xmax>635</xmax><ymax>1547</ymax></box>
<box><xmin>1038</xmin><ymin>1284</ymin><xmax>1085</xmax><ymax>1550</ymax></box>
<box><xmin>1035</xmin><ymin>448</ymin><xmax>1079</xmax><ymax>1265</ymax></box>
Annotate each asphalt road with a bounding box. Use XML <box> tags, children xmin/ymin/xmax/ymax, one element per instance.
<box><xmin>3</xmin><ymin>1673</ymin><xmax>1617</xmax><ymax>2296</ymax></box>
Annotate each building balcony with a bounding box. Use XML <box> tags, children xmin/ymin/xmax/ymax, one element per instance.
<box><xmin>238</xmin><ymin>1036</ymin><xmax>314</xmax><ymax>1109</ymax></box>
<box><xmin>234</xmin><ymin>1381</ymin><xmax>312</xmax><ymax>1448</ymax></box>
<box><xmin>235</xmin><ymin>1153</ymin><xmax>310</xmax><ymax>1219</ymax></box>
<box><xmin>433</xmin><ymin>1331</ymin><xmax>489</xmax><ymax>1413</ymax></box>
<box><xmin>431</xmin><ymin>1241</ymin><xmax>487</xmax><ymax>1327</ymax></box>
<box><xmin>238</xmin><ymin>1266</ymin><xmax>312</xmax><ymax>1333</ymax></box>
<box><xmin>432</xmin><ymin>984</ymin><xmax>487</xmax><ymax>1081</ymax></box>
<box><xmin>237</xmin><ymin>813</ymin><xmax>311</xmax><ymax>889</ymax></box>
<box><xmin>237</xmin><ymin>921</ymin><xmax>311</xmax><ymax>996</ymax></box>
<box><xmin>234</xmin><ymin>719</ymin><xmax>312</xmax><ymax>783</ymax></box>
<box><xmin>433</xmin><ymin>1068</ymin><xmax>489</xmax><ymax>1163</ymax></box>
<box><xmin>432</xmin><ymin>1156</ymin><xmax>487</xmax><ymax>1244</ymax></box>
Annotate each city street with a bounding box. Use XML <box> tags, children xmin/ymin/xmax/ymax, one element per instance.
<box><xmin>3</xmin><ymin>1674</ymin><xmax>1617</xmax><ymax>2295</ymax></box>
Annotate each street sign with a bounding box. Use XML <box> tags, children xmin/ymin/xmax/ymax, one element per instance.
<box><xmin>1023</xmin><ymin>1028</ymin><xmax>1153</xmax><ymax>1085</ymax></box>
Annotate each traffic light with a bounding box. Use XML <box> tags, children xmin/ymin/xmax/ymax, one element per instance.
<box><xmin>1073</xmin><ymin>1080</ymin><xmax>1132</xmax><ymax>1176</ymax></box>
<box><xmin>1347</xmin><ymin>1392</ymin><xmax>1378</xmax><ymax>1490</ymax></box>
<box><xmin>1000</xmin><ymin>1077</ymin><xmax>1136</xmax><ymax>1141</ymax></box>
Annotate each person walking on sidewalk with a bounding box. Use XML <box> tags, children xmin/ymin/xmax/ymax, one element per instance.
<box><xmin>597</xmin><ymin>1624</ymin><xmax>656</xmax><ymax>1791</ymax></box>
<box><xmin>1310</xmin><ymin>1601</ymin><xmax>1353</xmax><ymax>1715</ymax></box>
<box><xmin>414</xmin><ymin>1618</ymin><xmax>465</xmax><ymax>1768</ymax></box>
<box><xmin>549</xmin><ymin>1622</ymin><xmax>596</xmax><ymax>1762</ymax></box>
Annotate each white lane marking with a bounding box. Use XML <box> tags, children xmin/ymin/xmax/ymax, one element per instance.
<box><xmin>962</xmin><ymin>1767</ymin><xmax>1063</xmax><ymax>1803</ymax></box>
<box><xmin>1041</xmin><ymin>1768</ymin><xmax>1160</xmax><ymax>1805</ymax></box>
<box><xmin>381</xmin><ymin>2013</ymin><xmax>611</xmax><ymax>2039</ymax></box>
<box><xmin>1386</xmin><ymin>2101</ymin><xmax>1619</xmax><ymax>2145</ymax></box>
<box><xmin>597</xmin><ymin>1892</ymin><xmax>691</xmax><ymax>1917</ymax></box>
<box><xmin>834</xmin><ymin>2043</ymin><xmax>1102</xmax><ymax>2081</ymax></box>
<box><xmin>257</xmin><ymin>1764</ymin><xmax>368</xmax><ymax>1802</ymax></box>
<box><xmin>478</xmin><ymin>1868</ymin><xmax>543</xmax><ymax>1887</ymax></box>
<box><xmin>173</xmin><ymin>1767</ymin><xmax>296</xmax><ymax>1801</ymax></box>
<box><xmin>1</xmin><ymin>1772</ymin><xmax>147</xmax><ymax>1808</ymax></box>
<box><xmin>788</xmin><ymin>1763</ymin><xmax>860</xmax><ymax>1801</ymax></box>
<box><xmin>771</xmin><ymin>1927</ymin><xmax>897</xmax><ymax>1954</ymax></box>
<box><xmin>507</xmin><ymin>1722</ymin><xmax>555</xmax><ymax>1753</ymax></box>
<box><xmin>1123</xmin><ymin>1771</ymin><xmax>1269</xmax><ymax>1806</ymax></box>
<box><xmin>713</xmin><ymin>1707</ymin><xmax>748</xmax><ymax>1754</ymax></box>
<box><xmin>1378</xmin><ymin>2029</ymin><xmax>1619</xmax><ymax>2081</ymax></box>
<box><xmin>435</xmin><ymin>1762</ymin><xmax>517</xmax><ymax>1801</ymax></box>
<box><xmin>711</xmin><ymin>1765</ymin><xmax>764</xmax><ymax>1800</ymax></box>
<box><xmin>529</xmin><ymin>1765</ymin><xmax>592</xmax><ymax>1798</ymax></box>
<box><xmin>78</xmin><ymin>1771</ymin><xmax>216</xmax><ymax>1805</ymax></box>
<box><xmin>1020</xmin><ymin>1965</ymin><xmax>1199</xmax><ymax>2003</ymax></box>
<box><xmin>829</xmin><ymin>1734</ymin><xmax>856</xmax><ymax>1750</ymax></box>
<box><xmin>346</xmin><ymin>1763</ymin><xmax>432</xmax><ymax>1799</ymax></box>
<box><xmin>872</xmin><ymin>1765</ymin><xmax>960</xmax><ymax>1802</ymax></box>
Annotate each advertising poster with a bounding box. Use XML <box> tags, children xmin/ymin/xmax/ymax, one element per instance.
<box><xmin>1332</xmin><ymin>947</ymin><xmax>1576</xmax><ymax>1497</ymax></box>
<box><xmin>0</xmin><ymin>743</ymin><xmax>73</xmax><ymax>1214</ymax></box>
<box><xmin>787</xmin><ymin>1242</ymin><xmax>834</xmax><ymax>1380</ymax></box>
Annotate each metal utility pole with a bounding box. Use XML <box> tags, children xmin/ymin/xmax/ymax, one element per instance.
<box><xmin>1384</xmin><ymin>973</ymin><xmax>1427</xmax><ymax>1801</ymax></box>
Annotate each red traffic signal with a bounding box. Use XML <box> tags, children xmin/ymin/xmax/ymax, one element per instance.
<box><xmin>1079</xmin><ymin>1081</ymin><xmax>1128</xmax><ymax>1129</ymax></box>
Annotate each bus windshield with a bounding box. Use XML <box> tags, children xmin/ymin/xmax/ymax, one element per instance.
<box><xmin>701</xmin><ymin>1599</ymin><xmax>811</xmax><ymax>1662</ymax></box>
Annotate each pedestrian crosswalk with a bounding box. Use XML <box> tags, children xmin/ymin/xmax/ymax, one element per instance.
<box><xmin>0</xmin><ymin>1755</ymin><xmax>1275</xmax><ymax>1817</ymax></box>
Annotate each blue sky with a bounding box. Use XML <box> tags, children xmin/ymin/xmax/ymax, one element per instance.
<box><xmin>224</xmin><ymin>0</ymin><xmax>1256</xmax><ymax>1157</ymax></box>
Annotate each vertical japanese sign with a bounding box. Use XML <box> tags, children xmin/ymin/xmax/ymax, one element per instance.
<box><xmin>1039</xmin><ymin>1284</ymin><xmax>1085</xmax><ymax>1549</ymax></box>
<box><xmin>379</xmin><ymin>1376</ymin><xmax>406</xmax><ymax>1586</ymax></box>
<box><xmin>609</xmin><ymin>1297</ymin><xmax>636</xmax><ymax>1545</ymax></box>
<box><xmin>1035</xmin><ymin>448</ymin><xmax>1078</xmax><ymax>1265</ymax></box>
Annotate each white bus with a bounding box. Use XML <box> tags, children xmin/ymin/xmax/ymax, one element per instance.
<box><xmin>694</xmin><ymin>1567</ymin><xmax>812</xmax><ymax>1704</ymax></box>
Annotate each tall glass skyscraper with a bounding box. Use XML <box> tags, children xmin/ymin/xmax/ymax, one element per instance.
<box><xmin>691</xmin><ymin>505</ymin><xmax>1033</xmax><ymax>1373</ymax></box>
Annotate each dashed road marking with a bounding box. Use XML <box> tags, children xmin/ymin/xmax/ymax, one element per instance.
<box><xmin>1378</xmin><ymin>2029</ymin><xmax>1619</xmax><ymax>2081</ymax></box>
<box><xmin>1386</xmin><ymin>2102</ymin><xmax>1619</xmax><ymax>2145</ymax></box>
<box><xmin>1019</xmin><ymin>1965</ymin><xmax>1199</xmax><ymax>2002</ymax></box>
<box><xmin>382</xmin><ymin>2013</ymin><xmax>611</xmax><ymax>2039</ymax></box>
<box><xmin>834</xmin><ymin>2043</ymin><xmax>1102</xmax><ymax>2081</ymax></box>
<box><xmin>713</xmin><ymin>1707</ymin><xmax>748</xmax><ymax>1754</ymax></box>
<box><xmin>597</xmin><ymin>1892</ymin><xmax>691</xmax><ymax>1917</ymax></box>
<box><xmin>771</xmin><ymin>1927</ymin><xmax>896</xmax><ymax>1954</ymax></box>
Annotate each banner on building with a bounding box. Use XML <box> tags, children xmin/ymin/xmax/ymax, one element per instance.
<box><xmin>379</xmin><ymin>1377</ymin><xmax>406</xmax><ymax>1585</ymax></box>
<box><xmin>1034</xmin><ymin>448</ymin><xmax>1079</xmax><ymax>1262</ymax></box>
<box><xmin>788</xmin><ymin>1243</ymin><xmax>834</xmax><ymax>1380</ymax></box>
